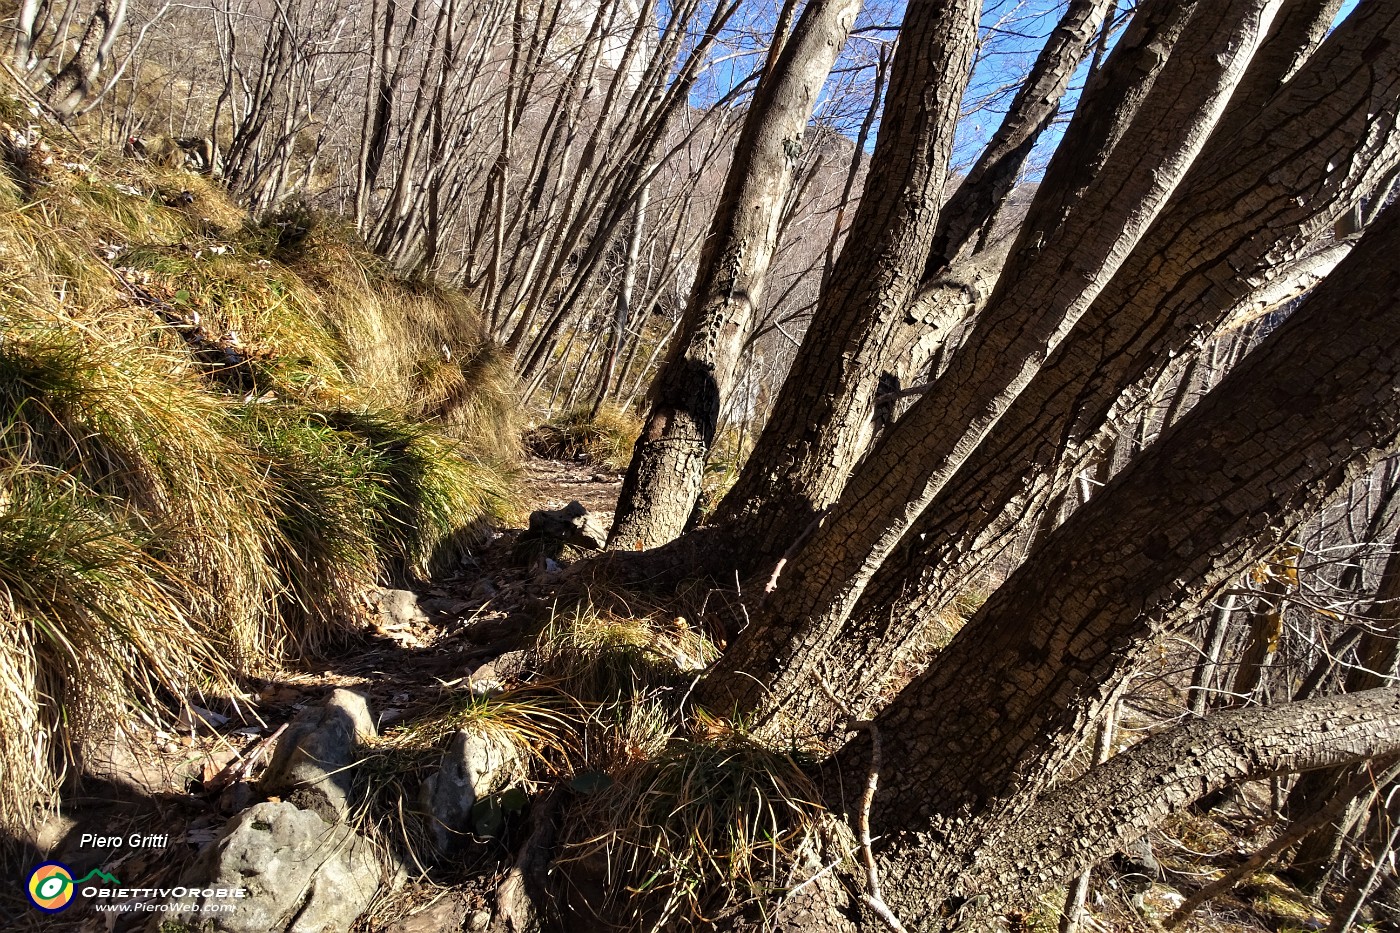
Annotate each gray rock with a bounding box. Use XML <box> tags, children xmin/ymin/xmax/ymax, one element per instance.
<box><xmin>1111</xmin><ymin>834</ymin><xmax>1161</xmax><ymax>896</ymax></box>
<box><xmin>420</xmin><ymin>727</ymin><xmax>525</xmax><ymax>852</ymax></box>
<box><xmin>155</xmin><ymin>801</ymin><xmax>380</xmax><ymax>933</ymax></box>
<box><xmin>525</xmin><ymin>501</ymin><xmax>607</xmax><ymax>551</ymax></box>
<box><xmin>469</xmin><ymin>651</ymin><xmax>528</xmax><ymax>695</ymax></box>
<box><xmin>376</xmin><ymin>588</ymin><xmax>430</xmax><ymax>626</ymax></box>
<box><xmin>261</xmin><ymin>689</ymin><xmax>376</xmax><ymax>820</ymax></box>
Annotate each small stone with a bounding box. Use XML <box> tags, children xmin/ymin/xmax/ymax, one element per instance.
<box><xmin>468</xmin><ymin>910</ymin><xmax>491</xmax><ymax>931</ymax></box>
<box><xmin>375</xmin><ymin>588</ymin><xmax>430</xmax><ymax>627</ymax></box>
<box><xmin>525</xmin><ymin>500</ymin><xmax>608</xmax><ymax>551</ymax></box>
<box><xmin>261</xmin><ymin>689</ymin><xmax>376</xmax><ymax>821</ymax></box>
<box><xmin>421</xmin><ymin>597</ymin><xmax>474</xmax><ymax>616</ymax></box>
<box><xmin>419</xmin><ymin>728</ymin><xmax>524</xmax><ymax>852</ymax></box>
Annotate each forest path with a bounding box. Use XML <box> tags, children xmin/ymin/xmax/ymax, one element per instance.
<box><xmin>25</xmin><ymin>459</ymin><xmax>621</xmax><ymax>931</ymax></box>
<box><xmin>523</xmin><ymin>455</ymin><xmax>623</xmax><ymax>520</ymax></box>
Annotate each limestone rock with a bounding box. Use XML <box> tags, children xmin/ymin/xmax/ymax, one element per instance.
<box><xmin>155</xmin><ymin>801</ymin><xmax>380</xmax><ymax>933</ymax></box>
<box><xmin>420</xmin><ymin>727</ymin><xmax>525</xmax><ymax>851</ymax></box>
<box><xmin>376</xmin><ymin>588</ymin><xmax>430</xmax><ymax>626</ymax></box>
<box><xmin>525</xmin><ymin>500</ymin><xmax>608</xmax><ymax>551</ymax></box>
<box><xmin>261</xmin><ymin>689</ymin><xmax>376</xmax><ymax>820</ymax></box>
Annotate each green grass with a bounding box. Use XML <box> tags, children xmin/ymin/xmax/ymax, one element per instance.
<box><xmin>0</xmin><ymin>462</ymin><xmax>235</xmax><ymax>831</ymax></box>
<box><xmin>0</xmin><ymin>95</ymin><xmax>523</xmax><ymax>837</ymax></box>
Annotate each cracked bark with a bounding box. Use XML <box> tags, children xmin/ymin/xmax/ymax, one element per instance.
<box><xmin>704</xmin><ymin>0</ymin><xmax>1400</xmax><ymax>736</ymax></box>
<box><xmin>606</xmin><ymin>0</ymin><xmax>862</xmax><ymax>552</ymax></box>
<box><xmin>699</xmin><ymin>0</ymin><xmax>982</xmax><ymax>553</ymax></box>
<box><xmin>821</xmin><ymin>198</ymin><xmax>1400</xmax><ymax>927</ymax></box>
<box><xmin>702</xmin><ymin>0</ymin><xmax>1295</xmax><ymax>724</ymax></box>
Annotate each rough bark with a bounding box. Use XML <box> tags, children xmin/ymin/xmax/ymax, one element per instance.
<box><xmin>606</xmin><ymin>0</ymin><xmax>862</xmax><ymax>551</ymax></box>
<box><xmin>43</xmin><ymin>0</ymin><xmax>127</xmax><ymax>118</ymax></box>
<box><xmin>702</xmin><ymin>0</ymin><xmax>1289</xmax><ymax>722</ymax></box>
<box><xmin>820</xmin><ymin>197</ymin><xmax>1400</xmax><ymax>927</ymax></box>
<box><xmin>702</xmin><ymin>0</ymin><xmax>983</xmax><ymax>553</ymax></box>
<box><xmin>757</xmin><ymin>690</ymin><xmax>1400</xmax><ymax>933</ymax></box>
<box><xmin>717</xmin><ymin>0</ymin><xmax>1400</xmax><ymax>736</ymax></box>
<box><xmin>1215</xmin><ymin>0</ymin><xmax>1344</xmax><ymax>129</ymax></box>
<box><xmin>875</xmin><ymin>0</ymin><xmax>1115</xmax><ymax>398</ymax></box>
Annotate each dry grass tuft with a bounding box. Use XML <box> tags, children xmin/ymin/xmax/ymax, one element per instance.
<box><xmin>560</xmin><ymin>710</ymin><xmax>825</xmax><ymax>929</ymax></box>
<box><xmin>0</xmin><ymin>462</ymin><xmax>236</xmax><ymax>832</ymax></box>
<box><xmin>0</xmin><ymin>85</ymin><xmax>522</xmax><ymax>836</ymax></box>
<box><xmin>525</xmin><ymin>404</ymin><xmax>641</xmax><ymax>470</ymax></box>
<box><xmin>530</xmin><ymin>605</ymin><xmax>827</xmax><ymax>928</ymax></box>
<box><xmin>534</xmin><ymin>604</ymin><xmax>718</xmax><ymax>705</ymax></box>
<box><xmin>352</xmin><ymin>686</ymin><xmax>578</xmax><ymax>864</ymax></box>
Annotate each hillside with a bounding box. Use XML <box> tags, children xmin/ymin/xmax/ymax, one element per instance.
<box><xmin>0</xmin><ymin>80</ymin><xmax>522</xmax><ymax>854</ymax></box>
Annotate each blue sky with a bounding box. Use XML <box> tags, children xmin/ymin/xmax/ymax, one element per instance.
<box><xmin>684</xmin><ymin>0</ymin><xmax>1368</xmax><ymax>175</ymax></box>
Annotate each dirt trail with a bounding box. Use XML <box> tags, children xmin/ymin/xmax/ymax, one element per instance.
<box><xmin>523</xmin><ymin>456</ymin><xmax>622</xmax><ymax>519</ymax></box>
<box><xmin>14</xmin><ymin>459</ymin><xmax>620</xmax><ymax>932</ymax></box>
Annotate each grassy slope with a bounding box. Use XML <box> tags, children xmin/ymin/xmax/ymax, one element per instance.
<box><xmin>0</xmin><ymin>86</ymin><xmax>521</xmax><ymax>837</ymax></box>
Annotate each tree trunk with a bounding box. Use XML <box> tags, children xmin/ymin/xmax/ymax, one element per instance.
<box><xmin>702</xmin><ymin>0</ymin><xmax>1291</xmax><ymax>722</ymax></box>
<box><xmin>923</xmin><ymin>0</ymin><xmax>1115</xmax><ymax>280</ymax></box>
<box><xmin>812</xmin><ymin>199</ymin><xmax>1400</xmax><ymax>927</ymax></box>
<box><xmin>591</xmin><ymin>183</ymin><xmax>649</xmax><ymax>418</ymax></box>
<box><xmin>606</xmin><ymin>0</ymin><xmax>861</xmax><ymax>550</ymax></box>
<box><xmin>708</xmin><ymin>0</ymin><xmax>1131</xmax><ymax>565</ymax></box>
<box><xmin>701</xmin><ymin>0</ymin><xmax>984</xmax><ymax>553</ymax></box>
<box><xmin>1189</xmin><ymin>594</ymin><xmax>1238</xmax><ymax>716</ymax></box>
<box><xmin>931</xmin><ymin>689</ymin><xmax>1400</xmax><ymax>929</ymax></box>
<box><xmin>702</xmin><ymin>0</ymin><xmax>1400</xmax><ymax>733</ymax></box>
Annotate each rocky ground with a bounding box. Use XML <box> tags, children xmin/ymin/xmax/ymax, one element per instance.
<box><xmin>5</xmin><ymin>458</ymin><xmax>1342</xmax><ymax>933</ymax></box>
<box><xmin>9</xmin><ymin>458</ymin><xmax>623</xmax><ymax>933</ymax></box>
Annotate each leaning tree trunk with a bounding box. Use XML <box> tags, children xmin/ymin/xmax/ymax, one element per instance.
<box><xmin>700</xmin><ymin>0</ymin><xmax>1400</xmax><ymax>734</ymax></box>
<box><xmin>798</xmin><ymin>196</ymin><xmax>1400</xmax><ymax>930</ymax></box>
<box><xmin>605</xmin><ymin>0</ymin><xmax>862</xmax><ymax>551</ymax></box>
<box><xmin>700</xmin><ymin>0</ymin><xmax>1291</xmax><ymax>722</ymax></box>
<box><xmin>705</xmin><ymin>0</ymin><xmax>1198</xmax><ymax>565</ymax></box>
<box><xmin>578</xmin><ymin>0</ymin><xmax>1119</xmax><ymax>590</ymax></box>
<box><xmin>689</xmin><ymin>0</ymin><xmax>984</xmax><ymax>552</ymax></box>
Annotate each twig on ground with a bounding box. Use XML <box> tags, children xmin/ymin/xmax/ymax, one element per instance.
<box><xmin>817</xmin><ymin>673</ymin><xmax>908</xmax><ymax>933</ymax></box>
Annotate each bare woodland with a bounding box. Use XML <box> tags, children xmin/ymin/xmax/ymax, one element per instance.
<box><xmin>9</xmin><ymin>0</ymin><xmax>1400</xmax><ymax>930</ymax></box>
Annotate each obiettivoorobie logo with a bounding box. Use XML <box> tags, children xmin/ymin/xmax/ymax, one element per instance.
<box><xmin>25</xmin><ymin>862</ymin><xmax>121</xmax><ymax>913</ymax></box>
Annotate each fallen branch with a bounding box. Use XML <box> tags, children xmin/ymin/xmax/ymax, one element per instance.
<box><xmin>204</xmin><ymin>723</ymin><xmax>288</xmax><ymax>795</ymax></box>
